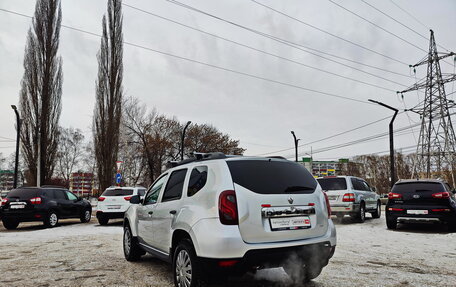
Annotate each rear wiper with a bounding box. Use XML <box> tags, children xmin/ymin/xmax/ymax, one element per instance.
<box><xmin>284</xmin><ymin>186</ymin><xmax>314</xmax><ymax>192</ymax></box>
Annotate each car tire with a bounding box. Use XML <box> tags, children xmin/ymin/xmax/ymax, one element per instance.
<box><xmin>2</xmin><ymin>219</ymin><xmax>19</xmax><ymax>230</ymax></box>
<box><xmin>98</xmin><ymin>215</ymin><xmax>109</xmax><ymax>225</ymax></box>
<box><xmin>173</xmin><ymin>239</ymin><xmax>203</xmax><ymax>287</ymax></box>
<box><xmin>80</xmin><ymin>209</ymin><xmax>92</xmax><ymax>223</ymax></box>
<box><xmin>371</xmin><ymin>201</ymin><xmax>381</xmax><ymax>219</ymax></box>
<box><xmin>283</xmin><ymin>257</ymin><xmax>323</xmax><ymax>283</ymax></box>
<box><xmin>44</xmin><ymin>211</ymin><xmax>59</xmax><ymax>228</ymax></box>
<box><xmin>386</xmin><ymin>217</ymin><xmax>397</xmax><ymax>229</ymax></box>
<box><xmin>123</xmin><ymin>224</ymin><xmax>143</xmax><ymax>261</ymax></box>
<box><xmin>354</xmin><ymin>202</ymin><xmax>366</xmax><ymax>223</ymax></box>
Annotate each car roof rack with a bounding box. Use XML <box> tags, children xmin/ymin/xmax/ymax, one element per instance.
<box><xmin>266</xmin><ymin>156</ymin><xmax>287</xmax><ymax>160</ymax></box>
<box><xmin>166</xmin><ymin>152</ymin><xmax>233</xmax><ymax>168</ymax></box>
<box><xmin>40</xmin><ymin>185</ymin><xmax>66</xmax><ymax>189</ymax></box>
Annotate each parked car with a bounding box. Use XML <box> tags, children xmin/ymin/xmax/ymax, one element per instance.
<box><xmin>0</xmin><ymin>186</ymin><xmax>92</xmax><ymax>229</ymax></box>
<box><xmin>96</xmin><ymin>186</ymin><xmax>146</xmax><ymax>225</ymax></box>
<box><xmin>123</xmin><ymin>153</ymin><xmax>336</xmax><ymax>286</ymax></box>
<box><xmin>317</xmin><ymin>176</ymin><xmax>381</xmax><ymax>222</ymax></box>
<box><xmin>386</xmin><ymin>179</ymin><xmax>456</xmax><ymax>230</ymax></box>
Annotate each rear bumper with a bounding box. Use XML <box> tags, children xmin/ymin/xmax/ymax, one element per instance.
<box><xmin>1</xmin><ymin>209</ymin><xmax>47</xmax><ymax>222</ymax></box>
<box><xmin>330</xmin><ymin>203</ymin><xmax>360</xmax><ymax>215</ymax></box>
<box><xmin>386</xmin><ymin>207</ymin><xmax>456</xmax><ymax>223</ymax></box>
<box><xmin>96</xmin><ymin>210</ymin><xmax>125</xmax><ymax>219</ymax></box>
<box><xmin>198</xmin><ymin>242</ymin><xmax>335</xmax><ymax>274</ymax></box>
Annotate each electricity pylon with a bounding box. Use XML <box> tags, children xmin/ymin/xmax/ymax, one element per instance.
<box><xmin>400</xmin><ymin>30</ymin><xmax>456</xmax><ymax>181</ymax></box>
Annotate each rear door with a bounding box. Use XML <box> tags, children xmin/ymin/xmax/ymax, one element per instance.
<box><xmin>53</xmin><ymin>189</ymin><xmax>69</xmax><ymax>216</ymax></box>
<box><xmin>151</xmin><ymin>169</ymin><xmax>187</xmax><ymax>253</ymax></box>
<box><xmin>391</xmin><ymin>182</ymin><xmax>449</xmax><ymax>210</ymax></box>
<box><xmin>317</xmin><ymin>177</ymin><xmax>349</xmax><ymax>205</ymax></box>
<box><xmin>64</xmin><ymin>190</ymin><xmax>80</xmax><ymax>217</ymax></box>
<box><xmin>4</xmin><ymin>189</ymin><xmax>38</xmax><ymax>212</ymax></box>
<box><xmin>227</xmin><ymin>159</ymin><xmax>327</xmax><ymax>244</ymax></box>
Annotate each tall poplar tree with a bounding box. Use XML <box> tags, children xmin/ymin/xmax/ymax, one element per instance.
<box><xmin>19</xmin><ymin>0</ymin><xmax>63</xmax><ymax>185</ymax></box>
<box><xmin>93</xmin><ymin>0</ymin><xmax>124</xmax><ymax>192</ymax></box>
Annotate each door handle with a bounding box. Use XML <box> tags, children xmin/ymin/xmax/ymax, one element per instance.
<box><xmin>148</xmin><ymin>211</ymin><xmax>153</xmax><ymax>215</ymax></box>
<box><xmin>169</xmin><ymin>210</ymin><xmax>177</xmax><ymax>215</ymax></box>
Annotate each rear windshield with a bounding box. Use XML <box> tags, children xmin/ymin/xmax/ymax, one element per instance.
<box><xmin>392</xmin><ymin>182</ymin><xmax>444</xmax><ymax>193</ymax></box>
<box><xmin>317</xmin><ymin>178</ymin><xmax>347</xmax><ymax>190</ymax></box>
<box><xmin>227</xmin><ymin>160</ymin><xmax>317</xmax><ymax>194</ymax></box>
<box><xmin>102</xmin><ymin>189</ymin><xmax>133</xmax><ymax>196</ymax></box>
<box><xmin>6</xmin><ymin>189</ymin><xmax>39</xmax><ymax>199</ymax></box>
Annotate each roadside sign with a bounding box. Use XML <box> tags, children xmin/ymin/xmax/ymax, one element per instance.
<box><xmin>116</xmin><ymin>173</ymin><xmax>122</xmax><ymax>184</ymax></box>
<box><xmin>116</xmin><ymin>161</ymin><xmax>123</xmax><ymax>171</ymax></box>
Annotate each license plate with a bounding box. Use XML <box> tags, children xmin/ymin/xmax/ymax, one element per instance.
<box><xmin>407</xmin><ymin>210</ymin><xmax>428</xmax><ymax>215</ymax></box>
<box><xmin>107</xmin><ymin>205</ymin><xmax>121</xmax><ymax>210</ymax></box>
<box><xmin>10</xmin><ymin>205</ymin><xmax>25</xmax><ymax>209</ymax></box>
<box><xmin>270</xmin><ymin>216</ymin><xmax>311</xmax><ymax>231</ymax></box>
<box><xmin>328</xmin><ymin>195</ymin><xmax>338</xmax><ymax>201</ymax></box>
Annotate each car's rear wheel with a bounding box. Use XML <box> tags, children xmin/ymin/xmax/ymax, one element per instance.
<box><xmin>386</xmin><ymin>216</ymin><xmax>397</xmax><ymax>229</ymax></box>
<box><xmin>2</xmin><ymin>219</ymin><xmax>19</xmax><ymax>230</ymax></box>
<box><xmin>371</xmin><ymin>201</ymin><xmax>381</xmax><ymax>218</ymax></box>
<box><xmin>80</xmin><ymin>209</ymin><xmax>91</xmax><ymax>223</ymax></box>
<box><xmin>283</xmin><ymin>257</ymin><xmax>323</xmax><ymax>283</ymax></box>
<box><xmin>173</xmin><ymin>239</ymin><xmax>203</xmax><ymax>287</ymax></box>
<box><xmin>353</xmin><ymin>202</ymin><xmax>366</xmax><ymax>223</ymax></box>
<box><xmin>44</xmin><ymin>211</ymin><xmax>59</xmax><ymax>228</ymax></box>
<box><xmin>123</xmin><ymin>224</ymin><xmax>143</xmax><ymax>261</ymax></box>
<box><xmin>98</xmin><ymin>215</ymin><xmax>109</xmax><ymax>225</ymax></box>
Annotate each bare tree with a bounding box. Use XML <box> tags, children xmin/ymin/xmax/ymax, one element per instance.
<box><xmin>56</xmin><ymin>127</ymin><xmax>85</xmax><ymax>185</ymax></box>
<box><xmin>93</xmin><ymin>0</ymin><xmax>123</xmax><ymax>192</ymax></box>
<box><xmin>19</xmin><ymin>0</ymin><xmax>62</xmax><ymax>185</ymax></box>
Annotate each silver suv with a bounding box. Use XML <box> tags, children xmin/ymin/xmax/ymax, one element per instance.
<box><xmin>123</xmin><ymin>153</ymin><xmax>336</xmax><ymax>286</ymax></box>
<box><xmin>317</xmin><ymin>176</ymin><xmax>381</xmax><ymax>222</ymax></box>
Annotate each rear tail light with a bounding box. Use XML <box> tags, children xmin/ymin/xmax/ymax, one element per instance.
<box><xmin>1</xmin><ymin>198</ymin><xmax>8</xmax><ymax>206</ymax></box>
<box><xmin>218</xmin><ymin>190</ymin><xmax>238</xmax><ymax>225</ymax></box>
<box><xmin>30</xmin><ymin>197</ymin><xmax>42</xmax><ymax>204</ymax></box>
<box><xmin>342</xmin><ymin>193</ymin><xmax>355</xmax><ymax>202</ymax></box>
<box><xmin>388</xmin><ymin>192</ymin><xmax>402</xmax><ymax>199</ymax></box>
<box><xmin>431</xmin><ymin>209</ymin><xmax>451</xmax><ymax>212</ymax></box>
<box><xmin>98</xmin><ymin>196</ymin><xmax>106</xmax><ymax>202</ymax></box>
<box><xmin>323</xmin><ymin>192</ymin><xmax>331</xmax><ymax>218</ymax></box>
<box><xmin>388</xmin><ymin>208</ymin><xmax>404</xmax><ymax>211</ymax></box>
<box><xmin>432</xmin><ymin>192</ymin><xmax>450</xmax><ymax>199</ymax></box>
<box><xmin>124</xmin><ymin>196</ymin><xmax>132</xmax><ymax>201</ymax></box>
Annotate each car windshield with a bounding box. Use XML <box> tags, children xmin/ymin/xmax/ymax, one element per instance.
<box><xmin>227</xmin><ymin>159</ymin><xmax>316</xmax><ymax>194</ymax></box>
<box><xmin>317</xmin><ymin>178</ymin><xmax>347</xmax><ymax>190</ymax></box>
<box><xmin>392</xmin><ymin>182</ymin><xmax>444</xmax><ymax>194</ymax></box>
<box><xmin>102</xmin><ymin>189</ymin><xmax>133</xmax><ymax>196</ymax></box>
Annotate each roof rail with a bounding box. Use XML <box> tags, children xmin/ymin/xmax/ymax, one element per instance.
<box><xmin>266</xmin><ymin>156</ymin><xmax>287</xmax><ymax>160</ymax></box>
<box><xmin>166</xmin><ymin>152</ymin><xmax>231</xmax><ymax>169</ymax></box>
<box><xmin>40</xmin><ymin>185</ymin><xmax>66</xmax><ymax>188</ymax></box>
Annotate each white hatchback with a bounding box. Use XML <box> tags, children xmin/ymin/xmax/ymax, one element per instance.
<box><xmin>96</xmin><ymin>186</ymin><xmax>146</xmax><ymax>225</ymax></box>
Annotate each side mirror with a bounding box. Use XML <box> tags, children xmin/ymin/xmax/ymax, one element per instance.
<box><xmin>372</xmin><ymin>187</ymin><xmax>376</xmax><ymax>192</ymax></box>
<box><xmin>77</xmin><ymin>197</ymin><xmax>82</xmax><ymax>201</ymax></box>
<box><xmin>130</xmin><ymin>195</ymin><xmax>141</xmax><ymax>204</ymax></box>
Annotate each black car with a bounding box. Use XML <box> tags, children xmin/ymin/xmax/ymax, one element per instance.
<box><xmin>386</xmin><ymin>179</ymin><xmax>456</xmax><ymax>230</ymax></box>
<box><xmin>0</xmin><ymin>186</ymin><xmax>92</xmax><ymax>230</ymax></box>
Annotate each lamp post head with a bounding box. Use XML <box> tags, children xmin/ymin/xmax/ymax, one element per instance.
<box><xmin>186</xmin><ymin>121</ymin><xmax>191</xmax><ymax>126</ymax></box>
<box><xmin>291</xmin><ymin>131</ymin><xmax>295</xmax><ymax>136</ymax></box>
<box><xmin>11</xmin><ymin>105</ymin><xmax>17</xmax><ymax>110</ymax></box>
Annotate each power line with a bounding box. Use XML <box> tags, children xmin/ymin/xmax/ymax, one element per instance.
<box><xmin>166</xmin><ymin>0</ymin><xmax>411</xmax><ymax>80</ymax></box>
<box><xmin>123</xmin><ymin>3</ymin><xmax>402</xmax><ymax>92</ymax></box>
<box><xmin>256</xmin><ymin>113</ymin><xmax>402</xmax><ymax>156</ymax></box>
<box><xmin>0</xmin><ymin>136</ymin><xmax>15</xmax><ymax>141</ymax></box>
<box><xmin>248</xmin><ymin>0</ymin><xmax>410</xmax><ymax>65</ymax></box>
<box><xmin>327</xmin><ymin>0</ymin><xmax>427</xmax><ymax>53</ymax></box>
<box><xmin>0</xmin><ymin>7</ymin><xmax>373</xmax><ymax>106</ymax></box>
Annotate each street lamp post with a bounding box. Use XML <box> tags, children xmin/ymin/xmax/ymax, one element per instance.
<box><xmin>291</xmin><ymin>131</ymin><xmax>300</xmax><ymax>162</ymax></box>
<box><xmin>11</xmin><ymin>105</ymin><xmax>21</xmax><ymax>189</ymax></box>
<box><xmin>181</xmin><ymin>121</ymin><xmax>192</xmax><ymax>161</ymax></box>
<box><xmin>368</xmin><ymin>99</ymin><xmax>399</xmax><ymax>187</ymax></box>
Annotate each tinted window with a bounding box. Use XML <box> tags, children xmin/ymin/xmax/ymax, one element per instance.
<box><xmin>66</xmin><ymin>191</ymin><xmax>78</xmax><ymax>200</ymax></box>
<box><xmin>227</xmin><ymin>160</ymin><xmax>316</xmax><ymax>194</ymax></box>
<box><xmin>188</xmin><ymin>166</ymin><xmax>208</xmax><ymax>197</ymax></box>
<box><xmin>6</xmin><ymin>189</ymin><xmax>38</xmax><ymax>199</ymax></box>
<box><xmin>351</xmin><ymin>178</ymin><xmax>364</xmax><ymax>190</ymax></box>
<box><xmin>137</xmin><ymin>189</ymin><xmax>146</xmax><ymax>197</ymax></box>
<box><xmin>360</xmin><ymin>180</ymin><xmax>371</xmax><ymax>191</ymax></box>
<box><xmin>162</xmin><ymin>169</ymin><xmax>187</xmax><ymax>202</ymax></box>
<box><xmin>144</xmin><ymin>175</ymin><xmax>168</xmax><ymax>205</ymax></box>
<box><xmin>54</xmin><ymin>190</ymin><xmax>66</xmax><ymax>200</ymax></box>
<box><xmin>102</xmin><ymin>189</ymin><xmax>134</xmax><ymax>196</ymax></box>
<box><xmin>41</xmin><ymin>189</ymin><xmax>54</xmax><ymax>198</ymax></box>
<box><xmin>317</xmin><ymin>178</ymin><xmax>347</xmax><ymax>190</ymax></box>
<box><xmin>392</xmin><ymin>182</ymin><xmax>444</xmax><ymax>194</ymax></box>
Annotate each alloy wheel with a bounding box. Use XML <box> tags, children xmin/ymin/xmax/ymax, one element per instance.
<box><xmin>124</xmin><ymin>228</ymin><xmax>131</xmax><ymax>256</ymax></box>
<box><xmin>49</xmin><ymin>213</ymin><xmax>58</xmax><ymax>226</ymax></box>
<box><xmin>84</xmin><ymin>210</ymin><xmax>91</xmax><ymax>221</ymax></box>
<box><xmin>175</xmin><ymin>249</ymin><xmax>192</xmax><ymax>287</ymax></box>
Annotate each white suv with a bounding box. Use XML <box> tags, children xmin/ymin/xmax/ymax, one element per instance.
<box><xmin>96</xmin><ymin>186</ymin><xmax>146</xmax><ymax>225</ymax></box>
<box><xmin>123</xmin><ymin>153</ymin><xmax>336</xmax><ymax>286</ymax></box>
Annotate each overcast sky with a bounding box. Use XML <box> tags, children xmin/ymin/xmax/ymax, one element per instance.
<box><xmin>0</xmin><ymin>0</ymin><xmax>455</xmax><ymax>163</ymax></box>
